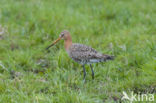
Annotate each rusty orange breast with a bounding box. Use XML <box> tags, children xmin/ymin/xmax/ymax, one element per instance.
<box><xmin>64</xmin><ymin>34</ymin><xmax>72</xmax><ymax>51</ymax></box>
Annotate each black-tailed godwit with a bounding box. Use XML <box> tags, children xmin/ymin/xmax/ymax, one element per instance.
<box><xmin>46</xmin><ymin>30</ymin><xmax>114</xmax><ymax>80</ymax></box>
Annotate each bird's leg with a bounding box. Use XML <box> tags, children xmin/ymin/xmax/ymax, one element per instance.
<box><xmin>82</xmin><ymin>65</ymin><xmax>86</xmax><ymax>80</ymax></box>
<box><xmin>90</xmin><ymin>64</ymin><xmax>94</xmax><ymax>79</ymax></box>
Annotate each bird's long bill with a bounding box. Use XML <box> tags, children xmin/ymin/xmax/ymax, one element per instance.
<box><xmin>46</xmin><ymin>37</ymin><xmax>61</xmax><ymax>50</ymax></box>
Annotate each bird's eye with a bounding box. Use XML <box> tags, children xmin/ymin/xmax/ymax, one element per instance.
<box><xmin>61</xmin><ymin>34</ymin><xmax>64</xmax><ymax>37</ymax></box>
<box><xmin>59</xmin><ymin>33</ymin><xmax>65</xmax><ymax>38</ymax></box>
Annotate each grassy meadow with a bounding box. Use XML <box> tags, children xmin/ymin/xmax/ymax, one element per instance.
<box><xmin>0</xmin><ymin>0</ymin><xmax>156</xmax><ymax>102</ymax></box>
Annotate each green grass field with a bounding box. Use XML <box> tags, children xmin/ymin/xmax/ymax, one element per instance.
<box><xmin>0</xmin><ymin>0</ymin><xmax>156</xmax><ymax>102</ymax></box>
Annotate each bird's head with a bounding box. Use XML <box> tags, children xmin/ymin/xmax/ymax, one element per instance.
<box><xmin>59</xmin><ymin>30</ymin><xmax>70</xmax><ymax>40</ymax></box>
<box><xmin>46</xmin><ymin>30</ymin><xmax>71</xmax><ymax>50</ymax></box>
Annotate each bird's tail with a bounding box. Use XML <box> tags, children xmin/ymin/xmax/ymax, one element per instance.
<box><xmin>102</xmin><ymin>55</ymin><xmax>115</xmax><ymax>61</ymax></box>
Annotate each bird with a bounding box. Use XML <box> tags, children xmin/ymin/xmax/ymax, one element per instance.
<box><xmin>46</xmin><ymin>30</ymin><xmax>114</xmax><ymax>80</ymax></box>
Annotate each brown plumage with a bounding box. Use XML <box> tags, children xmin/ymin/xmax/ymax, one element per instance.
<box><xmin>46</xmin><ymin>30</ymin><xmax>114</xmax><ymax>80</ymax></box>
<box><xmin>68</xmin><ymin>43</ymin><xmax>114</xmax><ymax>64</ymax></box>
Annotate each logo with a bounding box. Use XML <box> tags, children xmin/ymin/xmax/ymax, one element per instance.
<box><xmin>122</xmin><ymin>91</ymin><xmax>154</xmax><ymax>103</ymax></box>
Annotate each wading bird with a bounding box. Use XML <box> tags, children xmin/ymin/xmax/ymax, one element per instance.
<box><xmin>46</xmin><ymin>30</ymin><xmax>114</xmax><ymax>80</ymax></box>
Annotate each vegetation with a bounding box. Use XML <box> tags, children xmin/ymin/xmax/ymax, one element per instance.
<box><xmin>0</xmin><ymin>0</ymin><xmax>156</xmax><ymax>102</ymax></box>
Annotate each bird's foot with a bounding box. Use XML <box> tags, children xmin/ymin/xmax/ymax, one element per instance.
<box><xmin>83</xmin><ymin>79</ymin><xmax>86</xmax><ymax>83</ymax></box>
<box><xmin>92</xmin><ymin>75</ymin><xmax>94</xmax><ymax>80</ymax></box>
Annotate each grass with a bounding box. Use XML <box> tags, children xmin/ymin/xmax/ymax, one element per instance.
<box><xmin>0</xmin><ymin>0</ymin><xmax>156</xmax><ymax>102</ymax></box>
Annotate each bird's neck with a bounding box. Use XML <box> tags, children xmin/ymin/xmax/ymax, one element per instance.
<box><xmin>64</xmin><ymin>35</ymin><xmax>72</xmax><ymax>51</ymax></box>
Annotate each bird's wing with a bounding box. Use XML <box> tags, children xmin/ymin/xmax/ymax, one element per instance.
<box><xmin>70</xmin><ymin>43</ymin><xmax>97</xmax><ymax>53</ymax></box>
<box><xmin>69</xmin><ymin>43</ymin><xmax>114</xmax><ymax>61</ymax></box>
<box><xmin>69</xmin><ymin>43</ymin><xmax>101</xmax><ymax>60</ymax></box>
